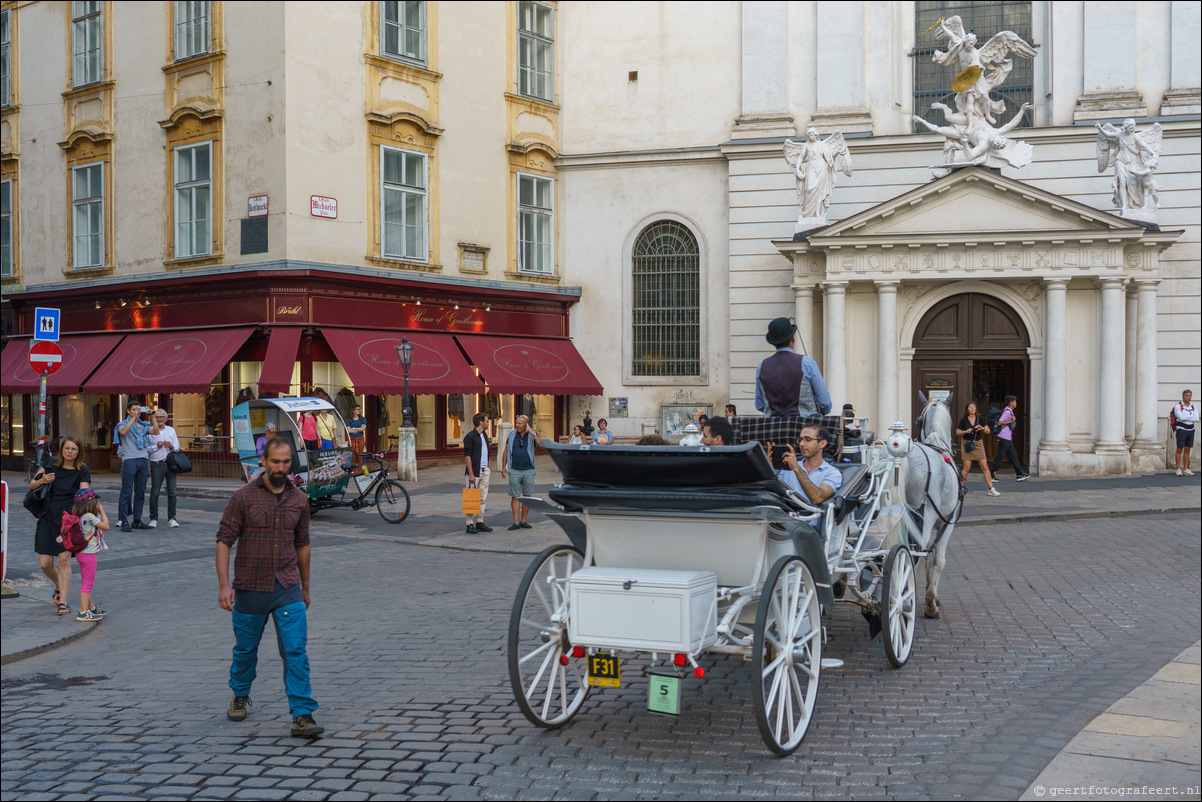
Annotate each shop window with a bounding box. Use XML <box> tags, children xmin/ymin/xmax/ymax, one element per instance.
<box><xmin>381</xmin><ymin>0</ymin><xmax>425</xmax><ymax>64</ymax></box>
<box><xmin>517</xmin><ymin>173</ymin><xmax>553</xmax><ymax>274</ymax></box>
<box><xmin>631</xmin><ymin>220</ymin><xmax>701</xmax><ymax>377</ymax></box>
<box><xmin>174</xmin><ymin>0</ymin><xmax>211</xmax><ymax>61</ymax></box>
<box><xmin>518</xmin><ymin>1</ymin><xmax>553</xmax><ymax>102</ymax></box>
<box><xmin>71</xmin><ymin>0</ymin><xmax>103</xmax><ymax>87</ymax></box>
<box><xmin>1</xmin><ymin>395</ymin><xmax>26</xmax><ymax>457</ymax></box>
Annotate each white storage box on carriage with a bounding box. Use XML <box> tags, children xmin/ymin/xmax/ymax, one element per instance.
<box><xmin>567</xmin><ymin>567</ymin><xmax>718</xmax><ymax>653</ymax></box>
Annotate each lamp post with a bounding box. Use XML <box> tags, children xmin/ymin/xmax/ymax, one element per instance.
<box><xmin>395</xmin><ymin>338</ymin><xmax>414</xmax><ymax>428</ymax></box>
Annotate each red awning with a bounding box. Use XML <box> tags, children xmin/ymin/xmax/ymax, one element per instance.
<box><xmin>83</xmin><ymin>327</ymin><xmax>256</xmax><ymax>395</ymax></box>
<box><xmin>257</xmin><ymin>327</ymin><xmax>302</xmax><ymax>395</ymax></box>
<box><xmin>1</xmin><ymin>334</ymin><xmax>126</xmax><ymax>394</ymax></box>
<box><xmin>321</xmin><ymin>328</ymin><xmax>485</xmax><ymax>395</ymax></box>
<box><xmin>453</xmin><ymin>335</ymin><xmax>603</xmax><ymax>396</ymax></box>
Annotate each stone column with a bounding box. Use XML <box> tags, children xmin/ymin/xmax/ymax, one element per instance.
<box><xmin>791</xmin><ymin>283</ymin><xmax>816</xmax><ymax>358</ymax></box>
<box><xmin>1095</xmin><ymin>278</ymin><xmax>1128</xmax><ymax>453</ymax></box>
<box><xmin>1041</xmin><ymin>280</ymin><xmax>1070</xmax><ymax>451</ymax></box>
<box><xmin>1133</xmin><ymin>279</ymin><xmax>1162</xmax><ymax>452</ymax></box>
<box><xmin>876</xmin><ymin>281</ymin><xmax>899</xmax><ymax>432</ymax></box>
<box><xmin>1125</xmin><ymin>291</ymin><xmax>1138</xmax><ymax>442</ymax></box>
<box><xmin>823</xmin><ymin>281</ymin><xmax>847</xmax><ymax>411</ymax></box>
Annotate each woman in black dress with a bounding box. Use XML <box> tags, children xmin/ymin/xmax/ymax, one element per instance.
<box><xmin>29</xmin><ymin>436</ymin><xmax>91</xmax><ymax>615</ymax></box>
<box><xmin>955</xmin><ymin>402</ymin><xmax>999</xmax><ymax>497</ymax></box>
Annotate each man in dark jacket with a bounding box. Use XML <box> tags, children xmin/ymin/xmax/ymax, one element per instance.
<box><xmin>463</xmin><ymin>412</ymin><xmax>493</xmax><ymax>534</ymax></box>
<box><xmin>754</xmin><ymin>317</ymin><xmax>832</xmax><ymax>417</ymax></box>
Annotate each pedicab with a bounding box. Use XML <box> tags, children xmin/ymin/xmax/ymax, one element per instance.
<box><xmin>232</xmin><ymin>397</ymin><xmax>410</xmax><ymax>522</ymax></box>
<box><xmin>506</xmin><ymin>420</ymin><xmax>935</xmax><ymax>755</ymax></box>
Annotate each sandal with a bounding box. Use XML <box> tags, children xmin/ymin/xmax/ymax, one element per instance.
<box><xmin>53</xmin><ymin>589</ymin><xmax>61</xmax><ymax>605</ymax></box>
<box><xmin>56</xmin><ymin>603</ymin><xmax>71</xmax><ymax>616</ymax></box>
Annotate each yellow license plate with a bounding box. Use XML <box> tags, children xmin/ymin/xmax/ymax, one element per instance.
<box><xmin>588</xmin><ymin>652</ymin><xmax>620</xmax><ymax>687</ymax></box>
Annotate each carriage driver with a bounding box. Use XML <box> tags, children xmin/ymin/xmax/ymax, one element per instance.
<box><xmin>771</xmin><ymin>425</ymin><xmax>842</xmax><ymax>505</ymax></box>
<box><xmin>755</xmin><ymin>317</ymin><xmax>832</xmax><ymax>418</ymax></box>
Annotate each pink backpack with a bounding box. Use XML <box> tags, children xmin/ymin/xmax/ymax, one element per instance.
<box><xmin>59</xmin><ymin>512</ymin><xmax>89</xmax><ymax>554</ymax></box>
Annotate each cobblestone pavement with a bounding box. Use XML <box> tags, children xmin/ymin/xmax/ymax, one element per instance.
<box><xmin>1</xmin><ymin>506</ymin><xmax>1198</xmax><ymax>800</ymax></box>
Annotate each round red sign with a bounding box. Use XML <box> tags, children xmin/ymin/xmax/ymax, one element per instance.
<box><xmin>28</xmin><ymin>341</ymin><xmax>64</xmax><ymax>376</ymax></box>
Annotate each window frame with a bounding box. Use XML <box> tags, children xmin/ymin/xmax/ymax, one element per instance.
<box><xmin>1</xmin><ymin>178</ymin><xmax>12</xmax><ymax>278</ymax></box>
<box><xmin>379</xmin><ymin>145</ymin><xmax>429</xmax><ymax>263</ymax></box>
<box><xmin>629</xmin><ymin>220</ymin><xmax>702</xmax><ymax>378</ymax></box>
<box><xmin>1</xmin><ymin>9</ymin><xmax>11</xmax><ymax>108</ymax></box>
<box><xmin>517</xmin><ymin>0</ymin><xmax>554</xmax><ymax>102</ymax></box>
<box><xmin>71</xmin><ymin>161</ymin><xmax>105</xmax><ymax>270</ymax></box>
<box><xmin>516</xmin><ymin>172</ymin><xmax>554</xmax><ymax>275</ymax></box>
<box><xmin>174</xmin><ymin>0</ymin><xmax>211</xmax><ymax>62</ymax></box>
<box><xmin>71</xmin><ymin>0</ymin><xmax>103</xmax><ymax>88</ymax></box>
<box><xmin>380</xmin><ymin>0</ymin><xmax>426</xmax><ymax>65</ymax></box>
<box><xmin>173</xmin><ymin>141</ymin><xmax>213</xmax><ymax>260</ymax></box>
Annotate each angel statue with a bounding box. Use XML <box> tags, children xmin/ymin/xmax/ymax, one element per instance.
<box><xmin>1096</xmin><ymin>119</ymin><xmax>1162</xmax><ymax>217</ymax></box>
<box><xmin>932</xmin><ymin>15</ymin><xmax>1037</xmax><ymax>127</ymax></box>
<box><xmin>784</xmin><ymin>128</ymin><xmax>853</xmax><ymax>224</ymax></box>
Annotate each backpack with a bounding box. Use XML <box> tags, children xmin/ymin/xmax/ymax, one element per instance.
<box><xmin>58</xmin><ymin>512</ymin><xmax>90</xmax><ymax>554</ymax></box>
<box><xmin>987</xmin><ymin>407</ymin><xmax>1005</xmax><ymax>436</ymax></box>
<box><xmin>1169</xmin><ymin>405</ymin><xmax>1178</xmax><ymax>430</ymax></box>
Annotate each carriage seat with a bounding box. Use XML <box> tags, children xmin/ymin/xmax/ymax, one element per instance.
<box><xmin>829</xmin><ymin>463</ymin><xmax>872</xmax><ymax>524</ymax></box>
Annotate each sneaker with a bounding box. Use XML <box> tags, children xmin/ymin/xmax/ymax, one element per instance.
<box><xmin>465</xmin><ymin>524</ymin><xmax>478</xmax><ymax>534</ymax></box>
<box><xmin>132</xmin><ymin>520</ymin><xmax>150</xmax><ymax>530</ymax></box>
<box><xmin>475</xmin><ymin>523</ymin><xmax>493</xmax><ymax>533</ymax></box>
<box><xmin>1186</xmin><ymin>470</ymin><xmax>1196</xmax><ymax>477</ymax></box>
<box><xmin>168</xmin><ymin>519</ymin><xmax>180</xmax><ymax>528</ymax></box>
<box><xmin>291</xmin><ymin>714</ymin><xmax>324</xmax><ymax>738</ymax></box>
<box><xmin>120</xmin><ymin>523</ymin><xmax>132</xmax><ymax>533</ymax></box>
<box><xmin>76</xmin><ymin>609</ymin><xmax>103</xmax><ymax>622</ymax></box>
<box><xmin>89</xmin><ymin>607</ymin><xmax>107</xmax><ymax>617</ymax></box>
<box><xmin>507</xmin><ymin>523</ymin><xmax>521</xmax><ymax>531</ymax></box>
<box><xmin>519</xmin><ymin>522</ymin><xmax>533</xmax><ymax>529</ymax></box>
<box><xmin>1016</xmin><ymin>474</ymin><xmax>1031</xmax><ymax>482</ymax></box>
<box><xmin>987</xmin><ymin>487</ymin><xmax>1001</xmax><ymax>497</ymax></box>
<box><xmin>147</xmin><ymin>519</ymin><xmax>158</xmax><ymax>529</ymax></box>
<box><xmin>227</xmin><ymin>695</ymin><xmax>251</xmax><ymax>722</ymax></box>
<box><xmin>1177</xmin><ymin>469</ymin><xmax>1185</xmax><ymax>476</ymax></box>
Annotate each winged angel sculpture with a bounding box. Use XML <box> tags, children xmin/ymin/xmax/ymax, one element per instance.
<box><xmin>784</xmin><ymin>128</ymin><xmax>853</xmax><ymax>222</ymax></box>
<box><xmin>913</xmin><ymin>16</ymin><xmax>1037</xmax><ymax>175</ymax></box>
<box><xmin>1096</xmin><ymin>119</ymin><xmax>1162</xmax><ymax>217</ymax></box>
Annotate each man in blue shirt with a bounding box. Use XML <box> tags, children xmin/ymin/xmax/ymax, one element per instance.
<box><xmin>501</xmin><ymin>415</ymin><xmax>543</xmax><ymax>531</ymax></box>
<box><xmin>755</xmin><ymin>317</ymin><xmax>832</xmax><ymax>417</ymax></box>
<box><xmin>115</xmin><ymin>399</ymin><xmax>161</xmax><ymax>532</ymax></box>
<box><xmin>773</xmin><ymin>425</ymin><xmax>842</xmax><ymax>505</ymax></box>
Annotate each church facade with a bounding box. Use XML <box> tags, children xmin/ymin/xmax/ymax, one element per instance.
<box><xmin>558</xmin><ymin>0</ymin><xmax>1199</xmax><ymax>476</ymax></box>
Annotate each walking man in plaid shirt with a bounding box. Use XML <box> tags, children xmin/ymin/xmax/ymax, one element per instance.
<box><xmin>216</xmin><ymin>437</ymin><xmax>322</xmax><ymax>738</ymax></box>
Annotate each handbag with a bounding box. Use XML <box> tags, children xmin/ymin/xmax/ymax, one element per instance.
<box><xmin>23</xmin><ymin>482</ymin><xmax>51</xmax><ymax>519</ymax></box>
<box><xmin>166</xmin><ymin>450</ymin><xmax>193</xmax><ymax>474</ymax></box>
<box><xmin>462</xmin><ymin>482</ymin><xmax>482</xmax><ymax>516</ymax></box>
<box><xmin>965</xmin><ymin>440</ymin><xmax>976</xmax><ymax>452</ymax></box>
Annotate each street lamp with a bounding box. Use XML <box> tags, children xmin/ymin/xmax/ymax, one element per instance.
<box><xmin>395</xmin><ymin>338</ymin><xmax>414</xmax><ymax>428</ymax></box>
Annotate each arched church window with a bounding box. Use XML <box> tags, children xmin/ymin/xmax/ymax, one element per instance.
<box><xmin>913</xmin><ymin>1</ymin><xmax>1033</xmax><ymax>133</ymax></box>
<box><xmin>631</xmin><ymin>220</ymin><xmax>700</xmax><ymax>377</ymax></box>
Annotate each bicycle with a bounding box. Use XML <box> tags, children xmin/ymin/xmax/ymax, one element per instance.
<box><xmin>308</xmin><ymin>452</ymin><xmax>411</xmax><ymax>524</ymax></box>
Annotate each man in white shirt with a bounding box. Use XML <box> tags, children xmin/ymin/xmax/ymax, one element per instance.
<box><xmin>771</xmin><ymin>425</ymin><xmax>843</xmax><ymax>505</ymax></box>
<box><xmin>1173</xmin><ymin>389</ymin><xmax>1199</xmax><ymax>477</ymax></box>
<box><xmin>148</xmin><ymin>409</ymin><xmax>182</xmax><ymax>528</ymax></box>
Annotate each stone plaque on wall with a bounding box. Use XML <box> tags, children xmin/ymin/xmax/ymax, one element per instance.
<box><xmin>240</xmin><ymin>217</ymin><xmax>268</xmax><ymax>255</ymax></box>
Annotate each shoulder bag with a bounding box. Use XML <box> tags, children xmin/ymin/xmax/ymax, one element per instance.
<box><xmin>23</xmin><ymin>482</ymin><xmax>52</xmax><ymax>519</ymax></box>
<box><xmin>166</xmin><ymin>450</ymin><xmax>193</xmax><ymax>474</ymax></box>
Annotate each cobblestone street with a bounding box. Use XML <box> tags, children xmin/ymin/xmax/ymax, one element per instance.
<box><xmin>1</xmin><ymin>503</ymin><xmax>1198</xmax><ymax>800</ymax></box>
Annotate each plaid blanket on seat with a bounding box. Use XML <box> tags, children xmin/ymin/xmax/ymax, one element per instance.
<box><xmin>730</xmin><ymin>415</ymin><xmax>845</xmax><ymax>462</ymax></box>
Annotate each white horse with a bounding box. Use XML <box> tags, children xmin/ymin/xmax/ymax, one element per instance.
<box><xmin>906</xmin><ymin>394</ymin><xmax>966</xmax><ymax>619</ymax></box>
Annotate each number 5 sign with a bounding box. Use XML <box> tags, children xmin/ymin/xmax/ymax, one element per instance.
<box><xmin>34</xmin><ymin>308</ymin><xmax>61</xmax><ymax>342</ymax></box>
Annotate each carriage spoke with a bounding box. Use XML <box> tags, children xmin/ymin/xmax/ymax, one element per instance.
<box><xmin>517</xmin><ymin>638</ymin><xmax>558</xmax><ymax>667</ymax></box>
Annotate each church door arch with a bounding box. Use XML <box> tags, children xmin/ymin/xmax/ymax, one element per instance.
<box><xmin>911</xmin><ymin>293</ymin><xmax>1031</xmax><ymax>470</ymax></box>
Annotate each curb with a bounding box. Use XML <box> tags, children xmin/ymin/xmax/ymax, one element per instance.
<box><xmin>1</xmin><ymin>619</ymin><xmax>101</xmax><ymax>666</ymax></box>
<box><xmin>959</xmin><ymin>506</ymin><xmax>1201</xmax><ymax>528</ymax></box>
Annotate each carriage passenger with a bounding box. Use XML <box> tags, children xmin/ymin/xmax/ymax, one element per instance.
<box><xmin>772</xmin><ymin>425</ymin><xmax>842</xmax><ymax>505</ymax></box>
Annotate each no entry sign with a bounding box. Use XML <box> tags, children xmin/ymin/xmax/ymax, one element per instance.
<box><xmin>28</xmin><ymin>341</ymin><xmax>64</xmax><ymax>375</ymax></box>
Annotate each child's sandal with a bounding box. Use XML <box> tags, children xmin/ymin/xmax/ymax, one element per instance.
<box><xmin>56</xmin><ymin>603</ymin><xmax>71</xmax><ymax>616</ymax></box>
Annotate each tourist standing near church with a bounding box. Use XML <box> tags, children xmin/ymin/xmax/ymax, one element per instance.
<box><xmin>1173</xmin><ymin>389</ymin><xmax>1198</xmax><ymax>476</ymax></box>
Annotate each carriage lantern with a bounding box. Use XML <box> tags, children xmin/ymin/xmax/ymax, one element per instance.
<box><xmin>395</xmin><ymin>339</ymin><xmax>414</xmax><ymax>428</ymax></box>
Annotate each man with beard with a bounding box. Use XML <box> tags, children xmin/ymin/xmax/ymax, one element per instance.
<box><xmin>769</xmin><ymin>424</ymin><xmax>842</xmax><ymax>505</ymax></box>
<box><xmin>216</xmin><ymin>437</ymin><xmax>322</xmax><ymax>739</ymax></box>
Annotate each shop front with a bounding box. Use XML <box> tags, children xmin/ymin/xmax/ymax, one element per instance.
<box><xmin>0</xmin><ymin>265</ymin><xmax>600</xmax><ymax>473</ymax></box>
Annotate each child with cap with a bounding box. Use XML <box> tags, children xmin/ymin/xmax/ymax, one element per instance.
<box><xmin>72</xmin><ymin>488</ymin><xmax>110</xmax><ymax>622</ymax></box>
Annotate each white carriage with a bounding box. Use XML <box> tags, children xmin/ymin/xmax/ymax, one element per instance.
<box><xmin>507</xmin><ymin>437</ymin><xmax>932</xmax><ymax>755</ymax></box>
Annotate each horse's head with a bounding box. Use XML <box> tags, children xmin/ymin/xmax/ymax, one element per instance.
<box><xmin>915</xmin><ymin>393</ymin><xmax>954</xmax><ymax>450</ymax></box>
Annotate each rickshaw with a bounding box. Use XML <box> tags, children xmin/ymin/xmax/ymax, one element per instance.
<box><xmin>232</xmin><ymin>397</ymin><xmax>410</xmax><ymax>522</ymax></box>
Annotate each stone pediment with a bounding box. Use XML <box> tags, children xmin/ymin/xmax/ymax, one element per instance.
<box><xmin>813</xmin><ymin>167</ymin><xmax>1139</xmax><ymax>244</ymax></box>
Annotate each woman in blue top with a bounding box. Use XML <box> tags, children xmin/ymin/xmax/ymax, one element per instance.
<box><xmin>346</xmin><ymin>404</ymin><xmax>368</xmax><ymax>465</ymax></box>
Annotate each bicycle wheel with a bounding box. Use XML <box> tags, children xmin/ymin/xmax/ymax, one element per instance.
<box><xmin>375</xmin><ymin>479</ymin><xmax>411</xmax><ymax>524</ymax></box>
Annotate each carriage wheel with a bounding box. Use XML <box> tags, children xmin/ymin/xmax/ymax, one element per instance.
<box><xmin>881</xmin><ymin>545</ymin><xmax>916</xmax><ymax>668</ymax></box>
<box><xmin>752</xmin><ymin>555</ymin><xmax>823</xmax><ymax>755</ymax></box>
<box><xmin>508</xmin><ymin>544</ymin><xmax>589</xmax><ymax>728</ymax></box>
<box><xmin>375</xmin><ymin>480</ymin><xmax>411</xmax><ymax>524</ymax></box>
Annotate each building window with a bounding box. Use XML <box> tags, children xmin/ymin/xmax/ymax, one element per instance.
<box><xmin>517</xmin><ymin>173</ymin><xmax>552</xmax><ymax>274</ymax></box>
<box><xmin>381</xmin><ymin>146</ymin><xmax>427</xmax><ymax>261</ymax></box>
<box><xmin>631</xmin><ymin>221</ymin><xmax>700</xmax><ymax>377</ymax></box>
<box><xmin>381</xmin><ymin>1</ymin><xmax>425</xmax><ymax>64</ymax></box>
<box><xmin>72</xmin><ymin>163</ymin><xmax>104</xmax><ymax>269</ymax></box>
<box><xmin>1</xmin><ymin>179</ymin><xmax>12</xmax><ymax>277</ymax></box>
<box><xmin>913</xmin><ymin>1</ymin><xmax>1032</xmax><ymax>132</ymax></box>
<box><xmin>174</xmin><ymin>1</ymin><xmax>211</xmax><ymax>61</ymax></box>
<box><xmin>518</xmin><ymin>1</ymin><xmax>553</xmax><ymax>102</ymax></box>
<box><xmin>1</xmin><ymin>10</ymin><xmax>11</xmax><ymax>108</ymax></box>
<box><xmin>175</xmin><ymin>142</ymin><xmax>212</xmax><ymax>259</ymax></box>
<box><xmin>71</xmin><ymin>0</ymin><xmax>103</xmax><ymax>87</ymax></box>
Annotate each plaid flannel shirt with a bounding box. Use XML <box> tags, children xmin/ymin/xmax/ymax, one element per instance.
<box><xmin>730</xmin><ymin>415</ymin><xmax>845</xmax><ymax>462</ymax></box>
<box><xmin>216</xmin><ymin>474</ymin><xmax>311</xmax><ymax>592</ymax></box>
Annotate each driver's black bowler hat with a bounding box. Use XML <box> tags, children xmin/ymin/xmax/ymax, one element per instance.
<box><xmin>766</xmin><ymin>317</ymin><xmax>797</xmax><ymax>347</ymax></box>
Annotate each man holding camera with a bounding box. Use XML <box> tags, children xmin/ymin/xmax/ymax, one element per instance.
<box><xmin>115</xmin><ymin>399</ymin><xmax>160</xmax><ymax>533</ymax></box>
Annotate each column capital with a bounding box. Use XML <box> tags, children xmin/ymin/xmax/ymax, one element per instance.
<box><xmin>875</xmin><ymin>280</ymin><xmax>901</xmax><ymax>292</ymax></box>
<box><xmin>789</xmin><ymin>282</ymin><xmax>817</xmax><ymax>295</ymax></box>
<box><xmin>822</xmin><ymin>280</ymin><xmax>848</xmax><ymax>292</ymax></box>
<box><xmin>1132</xmin><ymin>277</ymin><xmax>1161</xmax><ymax>291</ymax></box>
<box><xmin>1096</xmin><ymin>276</ymin><xmax>1128</xmax><ymax>290</ymax></box>
<box><xmin>1043</xmin><ymin>278</ymin><xmax>1069</xmax><ymax>290</ymax></box>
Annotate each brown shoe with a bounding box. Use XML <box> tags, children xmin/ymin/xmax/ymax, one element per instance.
<box><xmin>291</xmin><ymin>714</ymin><xmax>324</xmax><ymax>738</ymax></box>
<box><xmin>227</xmin><ymin>695</ymin><xmax>251</xmax><ymax>721</ymax></box>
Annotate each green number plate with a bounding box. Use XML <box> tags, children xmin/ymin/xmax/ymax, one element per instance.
<box><xmin>587</xmin><ymin>652</ymin><xmax>620</xmax><ymax>687</ymax></box>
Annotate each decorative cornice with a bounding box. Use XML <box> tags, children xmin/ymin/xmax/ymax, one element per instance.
<box><xmin>57</xmin><ymin>127</ymin><xmax>114</xmax><ymax>150</ymax></box>
<box><xmin>507</xmin><ymin>139</ymin><xmax>559</xmax><ymax>160</ymax></box>
<box><xmin>365</xmin><ymin>109</ymin><xmax>444</xmax><ymax>137</ymax></box>
<box><xmin>158</xmin><ymin>104</ymin><xmax>223</xmax><ymax>130</ymax></box>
